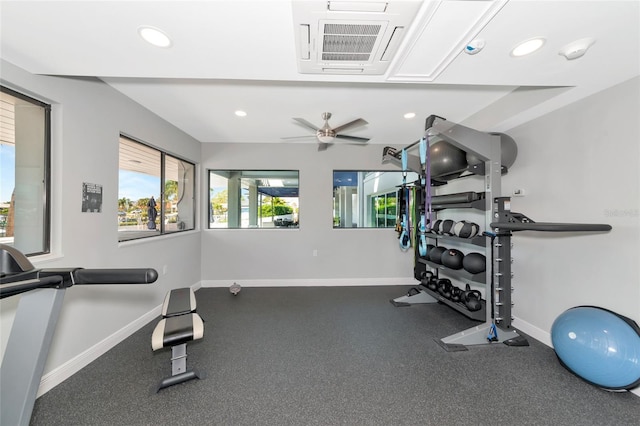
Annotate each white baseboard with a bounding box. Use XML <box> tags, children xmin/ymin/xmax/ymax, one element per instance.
<box><xmin>201</xmin><ymin>277</ymin><xmax>419</xmax><ymax>288</ymax></box>
<box><xmin>512</xmin><ymin>316</ymin><xmax>552</xmax><ymax>347</ymax></box>
<box><xmin>37</xmin><ymin>282</ymin><xmax>202</xmax><ymax>397</ymax></box>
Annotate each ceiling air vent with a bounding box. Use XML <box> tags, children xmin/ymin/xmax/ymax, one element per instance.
<box><xmin>321</xmin><ymin>23</ymin><xmax>381</xmax><ymax>62</ymax></box>
<box><xmin>293</xmin><ymin>0</ymin><xmax>421</xmax><ymax>75</ymax></box>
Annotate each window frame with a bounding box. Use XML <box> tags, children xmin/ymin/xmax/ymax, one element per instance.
<box><xmin>207</xmin><ymin>169</ymin><xmax>300</xmax><ymax>230</ymax></box>
<box><xmin>0</xmin><ymin>85</ymin><xmax>51</xmax><ymax>256</ymax></box>
<box><xmin>333</xmin><ymin>170</ymin><xmax>418</xmax><ymax>229</ymax></box>
<box><xmin>118</xmin><ymin>134</ymin><xmax>196</xmax><ymax>242</ymax></box>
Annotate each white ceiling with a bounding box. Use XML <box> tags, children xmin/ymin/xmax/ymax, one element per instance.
<box><xmin>1</xmin><ymin>0</ymin><xmax>638</xmax><ymax>146</ymax></box>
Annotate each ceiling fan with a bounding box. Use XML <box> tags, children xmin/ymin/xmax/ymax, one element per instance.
<box><xmin>282</xmin><ymin>112</ymin><xmax>370</xmax><ymax>151</ymax></box>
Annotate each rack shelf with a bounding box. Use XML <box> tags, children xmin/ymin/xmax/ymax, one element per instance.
<box><xmin>418</xmin><ymin>258</ymin><xmax>486</xmax><ymax>284</ymax></box>
<box><xmin>418</xmin><ymin>284</ymin><xmax>486</xmax><ymax>321</ymax></box>
<box><xmin>431</xmin><ymin>198</ymin><xmax>487</xmax><ymax>211</ymax></box>
<box><xmin>424</xmin><ymin>231</ymin><xmax>486</xmax><ymax>248</ymax></box>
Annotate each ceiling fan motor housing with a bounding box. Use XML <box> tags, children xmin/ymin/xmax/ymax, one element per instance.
<box><xmin>317</xmin><ymin>128</ymin><xmax>336</xmax><ymax>143</ymax></box>
<box><xmin>318</xmin><ymin>112</ymin><xmax>336</xmax><ymax>142</ymax></box>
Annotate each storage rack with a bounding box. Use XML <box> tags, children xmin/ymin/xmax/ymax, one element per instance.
<box><xmin>385</xmin><ymin>115</ymin><xmax>525</xmax><ymax>350</ymax></box>
<box><xmin>385</xmin><ymin>115</ymin><xmax>612</xmax><ymax>351</ymax></box>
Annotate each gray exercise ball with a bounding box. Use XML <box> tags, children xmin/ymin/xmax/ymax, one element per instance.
<box><xmin>429</xmin><ymin>141</ymin><xmax>468</xmax><ymax>179</ymax></box>
<box><xmin>466</xmin><ymin>132</ymin><xmax>518</xmax><ymax>170</ymax></box>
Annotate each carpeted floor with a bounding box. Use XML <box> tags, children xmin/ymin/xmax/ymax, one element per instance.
<box><xmin>30</xmin><ymin>286</ymin><xmax>640</xmax><ymax>425</ymax></box>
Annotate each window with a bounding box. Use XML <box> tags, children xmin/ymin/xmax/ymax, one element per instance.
<box><xmin>333</xmin><ymin>170</ymin><xmax>418</xmax><ymax>228</ymax></box>
<box><xmin>0</xmin><ymin>86</ymin><xmax>50</xmax><ymax>255</ymax></box>
<box><xmin>208</xmin><ymin>170</ymin><xmax>299</xmax><ymax>229</ymax></box>
<box><xmin>371</xmin><ymin>191</ymin><xmax>397</xmax><ymax>228</ymax></box>
<box><xmin>118</xmin><ymin>136</ymin><xmax>195</xmax><ymax>242</ymax></box>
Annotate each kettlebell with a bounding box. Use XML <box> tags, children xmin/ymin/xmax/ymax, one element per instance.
<box><xmin>450</xmin><ymin>286</ymin><xmax>463</xmax><ymax>303</ymax></box>
<box><xmin>420</xmin><ymin>270</ymin><xmax>434</xmax><ymax>285</ymax></box>
<box><xmin>437</xmin><ymin>278</ymin><xmax>453</xmax><ymax>299</ymax></box>
<box><xmin>463</xmin><ymin>283</ymin><xmax>482</xmax><ymax>311</ymax></box>
<box><xmin>427</xmin><ymin>276</ymin><xmax>438</xmax><ymax>292</ymax></box>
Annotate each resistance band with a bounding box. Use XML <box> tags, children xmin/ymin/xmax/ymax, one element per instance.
<box><xmin>399</xmin><ymin>149</ymin><xmax>411</xmax><ymax>251</ymax></box>
<box><xmin>417</xmin><ymin>137</ymin><xmax>432</xmax><ymax>256</ymax></box>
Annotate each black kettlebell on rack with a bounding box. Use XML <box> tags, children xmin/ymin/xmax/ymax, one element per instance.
<box><xmin>450</xmin><ymin>286</ymin><xmax>463</xmax><ymax>303</ymax></box>
<box><xmin>437</xmin><ymin>278</ymin><xmax>453</xmax><ymax>299</ymax></box>
<box><xmin>462</xmin><ymin>283</ymin><xmax>482</xmax><ymax>311</ymax></box>
<box><xmin>420</xmin><ymin>270</ymin><xmax>434</xmax><ymax>285</ymax></box>
<box><xmin>426</xmin><ymin>273</ymin><xmax>438</xmax><ymax>292</ymax></box>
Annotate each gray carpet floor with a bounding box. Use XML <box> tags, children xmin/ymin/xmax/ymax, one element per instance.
<box><xmin>30</xmin><ymin>286</ymin><xmax>640</xmax><ymax>425</ymax></box>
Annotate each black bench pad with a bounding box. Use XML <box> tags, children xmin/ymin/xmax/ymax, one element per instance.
<box><xmin>162</xmin><ymin>287</ymin><xmax>196</xmax><ymax>317</ymax></box>
<box><xmin>152</xmin><ymin>313</ymin><xmax>204</xmax><ymax>351</ymax></box>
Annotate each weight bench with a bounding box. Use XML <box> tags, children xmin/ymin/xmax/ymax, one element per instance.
<box><xmin>152</xmin><ymin>287</ymin><xmax>204</xmax><ymax>392</ymax></box>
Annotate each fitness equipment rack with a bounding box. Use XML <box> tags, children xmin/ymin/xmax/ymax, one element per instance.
<box><xmin>386</xmin><ymin>115</ymin><xmax>520</xmax><ymax>350</ymax></box>
<box><xmin>0</xmin><ymin>244</ymin><xmax>158</xmax><ymax>426</ymax></box>
<box><xmin>384</xmin><ymin>115</ymin><xmax>612</xmax><ymax>351</ymax></box>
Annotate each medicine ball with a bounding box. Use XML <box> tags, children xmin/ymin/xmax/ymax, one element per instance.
<box><xmin>441</xmin><ymin>249</ymin><xmax>464</xmax><ymax>270</ymax></box>
<box><xmin>425</xmin><ymin>244</ymin><xmax>435</xmax><ymax>259</ymax></box>
<box><xmin>440</xmin><ymin>219</ymin><xmax>456</xmax><ymax>236</ymax></box>
<box><xmin>462</xmin><ymin>252</ymin><xmax>486</xmax><ymax>274</ymax></box>
<box><xmin>466</xmin><ymin>132</ymin><xmax>518</xmax><ymax>171</ymax></box>
<box><xmin>430</xmin><ymin>141</ymin><xmax>468</xmax><ymax>179</ymax></box>
<box><xmin>429</xmin><ymin>246</ymin><xmax>447</xmax><ymax>264</ymax></box>
<box><xmin>431</xmin><ymin>219</ymin><xmax>442</xmax><ymax>234</ymax></box>
<box><xmin>452</xmin><ymin>220</ymin><xmax>480</xmax><ymax>239</ymax></box>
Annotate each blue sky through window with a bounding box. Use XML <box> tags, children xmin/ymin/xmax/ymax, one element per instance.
<box><xmin>0</xmin><ymin>144</ymin><xmax>15</xmax><ymax>203</ymax></box>
<box><xmin>119</xmin><ymin>170</ymin><xmax>160</xmax><ymax>202</ymax></box>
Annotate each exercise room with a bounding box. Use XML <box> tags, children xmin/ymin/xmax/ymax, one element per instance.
<box><xmin>1</xmin><ymin>1</ymin><xmax>639</xmax><ymax>425</ymax></box>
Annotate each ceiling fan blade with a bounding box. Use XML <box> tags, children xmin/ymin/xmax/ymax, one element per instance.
<box><xmin>335</xmin><ymin>134</ymin><xmax>370</xmax><ymax>143</ymax></box>
<box><xmin>292</xmin><ymin>118</ymin><xmax>320</xmax><ymax>132</ymax></box>
<box><xmin>332</xmin><ymin>118</ymin><xmax>368</xmax><ymax>134</ymax></box>
<box><xmin>317</xmin><ymin>142</ymin><xmax>331</xmax><ymax>151</ymax></box>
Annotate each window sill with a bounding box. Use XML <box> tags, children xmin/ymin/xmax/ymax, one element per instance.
<box><xmin>118</xmin><ymin>228</ymin><xmax>199</xmax><ymax>248</ymax></box>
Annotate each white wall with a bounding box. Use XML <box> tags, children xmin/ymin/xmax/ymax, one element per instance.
<box><xmin>0</xmin><ymin>60</ymin><xmax>202</xmax><ymax>382</ymax></box>
<box><xmin>200</xmin><ymin>143</ymin><xmax>418</xmax><ymax>286</ymax></box>
<box><xmin>501</xmin><ymin>76</ymin><xmax>640</xmax><ymax>344</ymax></box>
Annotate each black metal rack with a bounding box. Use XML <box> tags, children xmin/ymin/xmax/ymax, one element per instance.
<box><xmin>389</xmin><ymin>115</ymin><xmax>525</xmax><ymax>350</ymax></box>
<box><xmin>388</xmin><ymin>115</ymin><xmax>613</xmax><ymax>351</ymax></box>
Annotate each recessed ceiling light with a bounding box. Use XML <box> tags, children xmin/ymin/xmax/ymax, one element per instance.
<box><xmin>235</xmin><ymin>110</ymin><xmax>247</xmax><ymax>117</ymax></box>
<box><xmin>138</xmin><ymin>26</ymin><xmax>172</xmax><ymax>48</ymax></box>
<box><xmin>511</xmin><ymin>37</ymin><xmax>545</xmax><ymax>57</ymax></box>
<box><xmin>404</xmin><ymin>112</ymin><xmax>416</xmax><ymax>119</ymax></box>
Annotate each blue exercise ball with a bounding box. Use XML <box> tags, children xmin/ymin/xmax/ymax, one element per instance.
<box><xmin>551</xmin><ymin>306</ymin><xmax>640</xmax><ymax>390</ymax></box>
